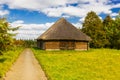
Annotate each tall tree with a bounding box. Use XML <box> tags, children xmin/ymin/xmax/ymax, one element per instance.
<box><xmin>103</xmin><ymin>15</ymin><xmax>114</xmax><ymax>47</ymax></box>
<box><xmin>82</xmin><ymin>11</ymin><xmax>107</xmax><ymax>48</ymax></box>
<box><xmin>102</xmin><ymin>12</ymin><xmax>120</xmax><ymax>49</ymax></box>
<box><xmin>115</xmin><ymin>12</ymin><xmax>120</xmax><ymax>29</ymax></box>
<box><xmin>0</xmin><ymin>18</ymin><xmax>19</xmax><ymax>54</ymax></box>
<box><xmin>103</xmin><ymin>15</ymin><xmax>114</xmax><ymax>26</ymax></box>
<box><xmin>112</xmin><ymin>12</ymin><xmax>120</xmax><ymax>49</ymax></box>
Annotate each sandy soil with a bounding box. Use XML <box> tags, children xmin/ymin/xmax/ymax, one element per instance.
<box><xmin>4</xmin><ymin>49</ymin><xmax>47</xmax><ymax>80</ymax></box>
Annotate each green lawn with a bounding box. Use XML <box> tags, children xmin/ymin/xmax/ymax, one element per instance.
<box><xmin>32</xmin><ymin>48</ymin><xmax>120</xmax><ymax>80</ymax></box>
<box><xmin>0</xmin><ymin>47</ymin><xmax>23</xmax><ymax>78</ymax></box>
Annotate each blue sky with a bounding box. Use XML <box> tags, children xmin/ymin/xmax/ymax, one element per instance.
<box><xmin>0</xmin><ymin>0</ymin><xmax>120</xmax><ymax>40</ymax></box>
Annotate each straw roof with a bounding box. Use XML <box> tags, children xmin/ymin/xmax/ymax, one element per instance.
<box><xmin>37</xmin><ymin>18</ymin><xmax>91</xmax><ymax>41</ymax></box>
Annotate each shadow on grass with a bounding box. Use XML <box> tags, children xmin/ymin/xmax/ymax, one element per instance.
<box><xmin>0</xmin><ymin>57</ymin><xmax>6</xmax><ymax>63</ymax></box>
<box><xmin>32</xmin><ymin>47</ymin><xmax>40</xmax><ymax>50</ymax></box>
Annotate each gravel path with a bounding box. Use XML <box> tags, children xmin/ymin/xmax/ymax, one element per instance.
<box><xmin>4</xmin><ymin>49</ymin><xmax>47</xmax><ymax>80</ymax></box>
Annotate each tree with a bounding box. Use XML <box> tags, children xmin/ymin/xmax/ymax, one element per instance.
<box><xmin>112</xmin><ymin>12</ymin><xmax>120</xmax><ymax>49</ymax></box>
<box><xmin>102</xmin><ymin>12</ymin><xmax>120</xmax><ymax>49</ymax></box>
<box><xmin>115</xmin><ymin>12</ymin><xmax>120</xmax><ymax>29</ymax></box>
<box><xmin>103</xmin><ymin>15</ymin><xmax>114</xmax><ymax>26</ymax></box>
<box><xmin>0</xmin><ymin>18</ymin><xmax>19</xmax><ymax>54</ymax></box>
<box><xmin>82</xmin><ymin>11</ymin><xmax>107</xmax><ymax>48</ymax></box>
<box><xmin>103</xmin><ymin>15</ymin><xmax>114</xmax><ymax>47</ymax></box>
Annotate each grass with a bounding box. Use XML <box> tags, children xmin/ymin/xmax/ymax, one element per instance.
<box><xmin>32</xmin><ymin>48</ymin><xmax>120</xmax><ymax>80</ymax></box>
<box><xmin>0</xmin><ymin>47</ymin><xmax>23</xmax><ymax>78</ymax></box>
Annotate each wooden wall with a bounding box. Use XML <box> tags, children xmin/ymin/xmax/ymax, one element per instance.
<box><xmin>59</xmin><ymin>41</ymin><xmax>75</xmax><ymax>50</ymax></box>
<box><xmin>45</xmin><ymin>41</ymin><xmax>60</xmax><ymax>50</ymax></box>
<box><xmin>37</xmin><ymin>40</ymin><xmax>89</xmax><ymax>50</ymax></box>
<box><xmin>75</xmin><ymin>42</ymin><xmax>88</xmax><ymax>50</ymax></box>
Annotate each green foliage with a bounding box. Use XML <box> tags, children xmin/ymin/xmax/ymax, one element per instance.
<box><xmin>103</xmin><ymin>15</ymin><xmax>114</xmax><ymax>47</ymax></box>
<box><xmin>112</xmin><ymin>12</ymin><xmax>120</xmax><ymax>49</ymax></box>
<box><xmin>0</xmin><ymin>18</ymin><xmax>19</xmax><ymax>54</ymax></box>
<box><xmin>0</xmin><ymin>47</ymin><xmax>23</xmax><ymax>78</ymax></box>
<box><xmin>32</xmin><ymin>48</ymin><xmax>120</xmax><ymax>80</ymax></box>
<box><xmin>82</xmin><ymin>11</ymin><xmax>120</xmax><ymax>49</ymax></box>
<box><xmin>82</xmin><ymin>11</ymin><xmax>107</xmax><ymax>48</ymax></box>
<box><xmin>102</xmin><ymin>12</ymin><xmax>120</xmax><ymax>49</ymax></box>
<box><xmin>23</xmin><ymin>40</ymin><xmax>36</xmax><ymax>48</ymax></box>
<box><xmin>103</xmin><ymin>15</ymin><xmax>114</xmax><ymax>27</ymax></box>
<box><xmin>13</xmin><ymin>40</ymin><xmax>25</xmax><ymax>47</ymax></box>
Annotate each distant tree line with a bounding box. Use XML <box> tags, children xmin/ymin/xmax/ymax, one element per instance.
<box><xmin>14</xmin><ymin>40</ymin><xmax>36</xmax><ymax>48</ymax></box>
<box><xmin>82</xmin><ymin>11</ymin><xmax>120</xmax><ymax>49</ymax></box>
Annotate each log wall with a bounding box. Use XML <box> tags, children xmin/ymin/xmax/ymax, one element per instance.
<box><xmin>37</xmin><ymin>40</ymin><xmax>89</xmax><ymax>50</ymax></box>
<box><xmin>45</xmin><ymin>41</ymin><xmax>60</xmax><ymax>50</ymax></box>
<box><xmin>75</xmin><ymin>42</ymin><xmax>88</xmax><ymax>50</ymax></box>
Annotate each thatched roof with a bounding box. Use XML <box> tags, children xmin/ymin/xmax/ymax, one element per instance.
<box><xmin>37</xmin><ymin>18</ymin><xmax>91</xmax><ymax>41</ymax></box>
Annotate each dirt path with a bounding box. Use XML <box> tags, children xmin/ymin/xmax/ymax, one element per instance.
<box><xmin>4</xmin><ymin>49</ymin><xmax>47</xmax><ymax>80</ymax></box>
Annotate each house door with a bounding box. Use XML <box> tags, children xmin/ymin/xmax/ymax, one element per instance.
<box><xmin>38</xmin><ymin>41</ymin><xmax>45</xmax><ymax>50</ymax></box>
<box><xmin>60</xmin><ymin>41</ymin><xmax>75</xmax><ymax>50</ymax></box>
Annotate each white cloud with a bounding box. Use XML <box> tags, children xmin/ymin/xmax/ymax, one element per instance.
<box><xmin>111</xmin><ymin>13</ymin><xmax>118</xmax><ymax>17</ymax></box>
<box><xmin>11</xmin><ymin>20</ymin><xmax>82</xmax><ymax>40</ymax></box>
<box><xmin>78</xmin><ymin>1</ymin><xmax>112</xmax><ymax>14</ymax></box>
<box><xmin>0</xmin><ymin>10</ymin><xmax>9</xmax><ymax>16</ymax></box>
<box><xmin>79</xmin><ymin>17</ymin><xmax>85</xmax><ymax>23</ymax></box>
<box><xmin>11</xmin><ymin>20</ymin><xmax>54</xmax><ymax>40</ymax></box>
<box><xmin>112</xmin><ymin>3</ymin><xmax>120</xmax><ymax>8</ymax></box>
<box><xmin>0</xmin><ymin>0</ymin><xmax>72</xmax><ymax>10</ymax></box>
<box><xmin>73</xmin><ymin>23</ymin><xmax>82</xmax><ymax>29</ymax></box>
<box><xmin>39</xmin><ymin>0</ymin><xmax>118</xmax><ymax>18</ymax></box>
<box><xmin>42</xmin><ymin>6</ymin><xmax>87</xmax><ymax>17</ymax></box>
<box><xmin>63</xmin><ymin>6</ymin><xmax>86</xmax><ymax>17</ymax></box>
<box><xmin>12</xmin><ymin>20</ymin><xmax>24</xmax><ymax>24</ymax></box>
<box><xmin>0</xmin><ymin>0</ymin><xmax>119</xmax><ymax>18</ymax></box>
<box><xmin>42</xmin><ymin>7</ymin><xmax>63</xmax><ymax>17</ymax></box>
<box><xmin>0</xmin><ymin>5</ymin><xmax>9</xmax><ymax>16</ymax></box>
<box><xmin>62</xmin><ymin>15</ymin><xmax>70</xmax><ymax>18</ymax></box>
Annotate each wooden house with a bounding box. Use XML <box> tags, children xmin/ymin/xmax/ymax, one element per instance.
<box><xmin>37</xmin><ymin>18</ymin><xmax>91</xmax><ymax>50</ymax></box>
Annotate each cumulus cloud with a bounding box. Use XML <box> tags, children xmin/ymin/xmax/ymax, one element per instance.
<box><xmin>112</xmin><ymin>3</ymin><xmax>120</xmax><ymax>8</ymax></box>
<box><xmin>42</xmin><ymin>7</ymin><xmax>63</xmax><ymax>17</ymax></box>
<box><xmin>11</xmin><ymin>20</ymin><xmax>54</xmax><ymax>40</ymax></box>
<box><xmin>0</xmin><ymin>0</ymin><xmax>119</xmax><ymax>18</ymax></box>
<box><xmin>0</xmin><ymin>0</ymin><xmax>73</xmax><ymax>10</ymax></box>
<box><xmin>41</xmin><ymin>1</ymin><xmax>113</xmax><ymax>18</ymax></box>
<box><xmin>42</xmin><ymin>6</ymin><xmax>86</xmax><ymax>17</ymax></box>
